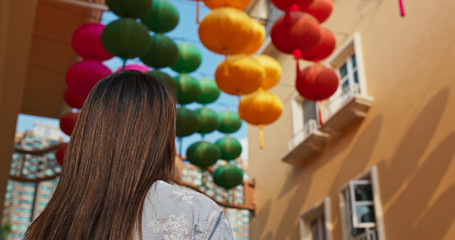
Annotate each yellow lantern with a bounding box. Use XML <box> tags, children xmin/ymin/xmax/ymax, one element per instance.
<box><xmin>215</xmin><ymin>54</ymin><xmax>265</xmax><ymax>95</ymax></box>
<box><xmin>198</xmin><ymin>7</ymin><xmax>255</xmax><ymax>55</ymax></box>
<box><xmin>238</xmin><ymin>88</ymin><xmax>283</xmax><ymax>148</ymax></box>
<box><xmin>253</xmin><ymin>55</ymin><xmax>282</xmax><ymax>89</ymax></box>
<box><xmin>203</xmin><ymin>0</ymin><xmax>253</xmax><ymax>11</ymax></box>
<box><xmin>242</xmin><ymin>19</ymin><xmax>266</xmax><ymax>55</ymax></box>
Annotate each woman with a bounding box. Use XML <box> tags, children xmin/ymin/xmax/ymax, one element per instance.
<box><xmin>24</xmin><ymin>71</ymin><xmax>233</xmax><ymax>239</ymax></box>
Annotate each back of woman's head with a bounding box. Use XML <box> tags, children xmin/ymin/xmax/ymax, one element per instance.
<box><xmin>25</xmin><ymin>70</ymin><xmax>177</xmax><ymax>240</ymax></box>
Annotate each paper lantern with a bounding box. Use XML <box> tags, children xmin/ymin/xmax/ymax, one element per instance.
<box><xmin>65</xmin><ymin>60</ymin><xmax>112</xmax><ymax>98</ymax></box>
<box><xmin>203</xmin><ymin>0</ymin><xmax>253</xmax><ymax>10</ymax></box>
<box><xmin>195</xmin><ymin>107</ymin><xmax>220</xmax><ymax>134</ymax></box>
<box><xmin>213</xmin><ymin>164</ymin><xmax>244</xmax><ymax>190</ymax></box>
<box><xmin>60</xmin><ymin>112</ymin><xmax>79</xmax><ymax>136</ymax></box>
<box><xmin>217</xmin><ymin>110</ymin><xmax>242</xmax><ymax>134</ymax></box>
<box><xmin>296</xmin><ymin>64</ymin><xmax>339</xmax><ymax>101</ymax></box>
<box><xmin>215</xmin><ymin>55</ymin><xmax>265</xmax><ymax>96</ymax></box>
<box><xmin>253</xmin><ymin>55</ymin><xmax>282</xmax><ymax>89</ymax></box>
<box><xmin>175</xmin><ymin>74</ymin><xmax>201</xmax><ymax>105</ymax></box>
<box><xmin>197</xmin><ymin>78</ymin><xmax>220</xmax><ymax>104</ymax></box>
<box><xmin>301</xmin><ymin>28</ymin><xmax>336</xmax><ymax>61</ymax></box>
<box><xmin>101</xmin><ymin>18</ymin><xmax>151</xmax><ymax>59</ymax></box>
<box><xmin>64</xmin><ymin>90</ymin><xmax>85</xmax><ymax>109</ymax></box>
<box><xmin>186</xmin><ymin>141</ymin><xmax>221</xmax><ymax>169</ymax></box>
<box><xmin>72</xmin><ymin>23</ymin><xmax>113</xmax><ymax>61</ymax></box>
<box><xmin>215</xmin><ymin>137</ymin><xmax>242</xmax><ymax>161</ymax></box>
<box><xmin>170</xmin><ymin>43</ymin><xmax>202</xmax><ymax>73</ymax></box>
<box><xmin>56</xmin><ymin>143</ymin><xmax>68</xmax><ymax>166</ymax></box>
<box><xmin>177</xmin><ymin>107</ymin><xmax>200</xmax><ymax>137</ymax></box>
<box><xmin>198</xmin><ymin>8</ymin><xmax>255</xmax><ymax>55</ymax></box>
<box><xmin>304</xmin><ymin>0</ymin><xmax>333</xmax><ymax>23</ymax></box>
<box><xmin>106</xmin><ymin>0</ymin><xmax>152</xmax><ymax>18</ymax></box>
<box><xmin>141</xmin><ymin>0</ymin><xmax>179</xmax><ymax>33</ymax></box>
<box><xmin>140</xmin><ymin>34</ymin><xmax>179</xmax><ymax>69</ymax></box>
<box><xmin>116</xmin><ymin>64</ymin><xmax>150</xmax><ymax>73</ymax></box>
<box><xmin>147</xmin><ymin>70</ymin><xmax>178</xmax><ymax>93</ymax></box>
<box><xmin>271</xmin><ymin>0</ymin><xmax>314</xmax><ymax>12</ymax></box>
<box><xmin>241</xmin><ymin>19</ymin><xmax>266</xmax><ymax>55</ymax></box>
<box><xmin>271</xmin><ymin>12</ymin><xmax>321</xmax><ymax>55</ymax></box>
<box><xmin>238</xmin><ymin>89</ymin><xmax>283</xmax><ymax>148</ymax></box>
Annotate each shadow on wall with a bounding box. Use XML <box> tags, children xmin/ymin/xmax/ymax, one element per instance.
<box><xmin>379</xmin><ymin>88</ymin><xmax>454</xmax><ymax>240</ymax></box>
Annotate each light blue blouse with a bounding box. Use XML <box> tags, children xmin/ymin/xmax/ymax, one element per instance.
<box><xmin>139</xmin><ymin>180</ymin><xmax>234</xmax><ymax>240</ymax></box>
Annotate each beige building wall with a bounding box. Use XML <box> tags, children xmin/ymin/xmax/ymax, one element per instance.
<box><xmin>249</xmin><ymin>0</ymin><xmax>455</xmax><ymax>240</ymax></box>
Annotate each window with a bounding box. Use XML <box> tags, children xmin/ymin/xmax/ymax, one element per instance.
<box><xmin>289</xmin><ymin>95</ymin><xmax>322</xmax><ymax>149</ymax></box>
<box><xmin>300</xmin><ymin>198</ymin><xmax>332</xmax><ymax>240</ymax></box>
<box><xmin>338</xmin><ymin>166</ymin><xmax>385</xmax><ymax>240</ymax></box>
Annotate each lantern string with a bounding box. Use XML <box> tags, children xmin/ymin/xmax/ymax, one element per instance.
<box><xmin>223</xmin><ymin>55</ymin><xmax>229</xmax><ymax>75</ymax></box>
<box><xmin>122</xmin><ymin>58</ymin><xmax>127</xmax><ymax>71</ymax></box>
<box><xmin>398</xmin><ymin>0</ymin><xmax>405</xmax><ymax>17</ymax></box>
<box><xmin>196</xmin><ymin>0</ymin><xmax>200</xmax><ymax>23</ymax></box>
<box><xmin>259</xmin><ymin>124</ymin><xmax>264</xmax><ymax>149</ymax></box>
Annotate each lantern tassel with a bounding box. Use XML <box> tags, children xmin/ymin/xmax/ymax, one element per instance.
<box><xmin>196</xmin><ymin>0</ymin><xmax>200</xmax><ymax>23</ymax></box>
<box><xmin>293</xmin><ymin>49</ymin><xmax>304</xmax><ymax>80</ymax></box>
<box><xmin>398</xmin><ymin>0</ymin><xmax>405</xmax><ymax>17</ymax></box>
<box><xmin>259</xmin><ymin>124</ymin><xmax>264</xmax><ymax>149</ymax></box>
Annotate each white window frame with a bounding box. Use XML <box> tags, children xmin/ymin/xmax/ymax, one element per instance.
<box><xmin>299</xmin><ymin>197</ymin><xmax>333</xmax><ymax>240</ymax></box>
<box><xmin>289</xmin><ymin>94</ymin><xmax>321</xmax><ymax>149</ymax></box>
<box><xmin>338</xmin><ymin>166</ymin><xmax>385</xmax><ymax>240</ymax></box>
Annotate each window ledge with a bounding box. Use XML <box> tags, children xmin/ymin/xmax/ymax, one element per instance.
<box><xmin>282</xmin><ymin>129</ymin><xmax>329</xmax><ymax>167</ymax></box>
<box><xmin>320</xmin><ymin>95</ymin><xmax>373</xmax><ymax>136</ymax></box>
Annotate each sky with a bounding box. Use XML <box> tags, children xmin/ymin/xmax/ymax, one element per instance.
<box><xmin>16</xmin><ymin>0</ymin><xmax>248</xmax><ymax>159</ymax></box>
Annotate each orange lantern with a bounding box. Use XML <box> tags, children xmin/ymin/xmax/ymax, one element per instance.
<box><xmin>203</xmin><ymin>0</ymin><xmax>253</xmax><ymax>10</ymax></box>
<box><xmin>198</xmin><ymin>8</ymin><xmax>255</xmax><ymax>55</ymax></box>
<box><xmin>215</xmin><ymin>55</ymin><xmax>265</xmax><ymax>95</ymax></box>
<box><xmin>242</xmin><ymin>19</ymin><xmax>266</xmax><ymax>54</ymax></box>
<box><xmin>238</xmin><ymin>89</ymin><xmax>283</xmax><ymax>148</ymax></box>
<box><xmin>253</xmin><ymin>55</ymin><xmax>282</xmax><ymax>89</ymax></box>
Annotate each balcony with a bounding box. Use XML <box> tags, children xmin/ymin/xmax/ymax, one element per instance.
<box><xmin>282</xmin><ymin>119</ymin><xmax>329</xmax><ymax>166</ymax></box>
<box><xmin>320</xmin><ymin>83</ymin><xmax>373</xmax><ymax>136</ymax></box>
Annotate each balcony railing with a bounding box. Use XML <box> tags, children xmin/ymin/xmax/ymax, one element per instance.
<box><xmin>324</xmin><ymin>82</ymin><xmax>361</xmax><ymax>121</ymax></box>
<box><xmin>354</xmin><ymin>228</ymin><xmax>377</xmax><ymax>240</ymax></box>
<box><xmin>288</xmin><ymin>119</ymin><xmax>319</xmax><ymax>150</ymax></box>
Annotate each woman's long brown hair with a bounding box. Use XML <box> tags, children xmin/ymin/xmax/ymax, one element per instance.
<box><xmin>24</xmin><ymin>70</ymin><xmax>176</xmax><ymax>240</ymax></box>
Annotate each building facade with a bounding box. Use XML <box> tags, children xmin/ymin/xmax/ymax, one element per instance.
<box><xmin>248</xmin><ymin>0</ymin><xmax>455</xmax><ymax>240</ymax></box>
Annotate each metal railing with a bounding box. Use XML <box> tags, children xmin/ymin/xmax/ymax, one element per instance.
<box><xmin>324</xmin><ymin>82</ymin><xmax>361</xmax><ymax>120</ymax></box>
<box><xmin>354</xmin><ymin>228</ymin><xmax>377</xmax><ymax>240</ymax></box>
<box><xmin>288</xmin><ymin>119</ymin><xmax>319</xmax><ymax>150</ymax></box>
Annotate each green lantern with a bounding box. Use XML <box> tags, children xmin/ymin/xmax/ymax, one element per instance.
<box><xmin>195</xmin><ymin>107</ymin><xmax>220</xmax><ymax>134</ymax></box>
<box><xmin>215</xmin><ymin>136</ymin><xmax>242</xmax><ymax>161</ymax></box>
<box><xmin>141</xmin><ymin>0</ymin><xmax>179</xmax><ymax>33</ymax></box>
<box><xmin>186</xmin><ymin>141</ymin><xmax>221</xmax><ymax>169</ymax></box>
<box><xmin>213</xmin><ymin>164</ymin><xmax>244</xmax><ymax>190</ymax></box>
<box><xmin>197</xmin><ymin>78</ymin><xmax>221</xmax><ymax>104</ymax></box>
<box><xmin>175</xmin><ymin>74</ymin><xmax>201</xmax><ymax>105</ymax></box>
<box><xmin>170</xmin><ymin>43</ymin><xmax>202</xmax><ymax>74</ymax></box>
<box><xmin>177</xmin><ymin>107</ymin><xmax>199</xmax><ymax>137</ymax></box>
<box><xmin>140</xmin><ymin>34</ymin><xmax>178</xmax><ymax>69</ymax></box>
<box><xmin>101</xmin><ymin>18</ymin><xmax>151</xmax><ymax>59</ymax></box>
<box><xmin>106</xmin><ymin>0</ymin><xmax>151</xmax><ymax>18</ymax></box>
<box><xmin>147</xmin><ymin>70</ymin><xmax>178</xmax><ymax>93</ymax></box>
<box><xmin>217</xmin><ymin>110</ymin><xmax>242</xmax><ymax>134</ymax></box>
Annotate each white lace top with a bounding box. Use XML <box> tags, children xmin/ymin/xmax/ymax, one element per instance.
<box><xmin>139</xmin><ymin>180</ymin><xmax>234</xmax><ymax>240</ymax></box>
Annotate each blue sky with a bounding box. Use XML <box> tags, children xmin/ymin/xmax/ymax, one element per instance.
<box><xmin>16</xmin><ymin>0</ymin><xmax>248</xmax><ymax>159</ymax></box>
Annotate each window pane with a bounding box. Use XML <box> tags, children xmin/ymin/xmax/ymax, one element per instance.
<box><xmin>321</xmin><ymin>215</ymin><xmax>327</xmax><ymax>240</ymax></box>
<box><xmin>354</xmin><ymin>184</ymin><xmax>373</xmax><ymax>201</ymax></box>
<box><xmin>311</xmin><ymin>219</ymin><xmax>320</xmax><ymax>240</ymax></box>
<box><xmin>356</xmin><ymin>205</ymin><xmax>376</xmax><ymax>223</ymax></box>
<box><xmin>354</xmin><ymin>71</ymin><xmax>359</xmax><ymax>84</ymax></box>
<box><xmin>351</xmin><ymin>54</ymin><xmax>357</xmax><ymax>68</ymax></box>
<box><xmin>340</xmin><ymin>63</ymin><xmax>348</xmax><ymax>77</ymax></box>
<box><xmin>302</xmin><ymin>100</ymin><xmax>317</xmax><ymax>124</ymax></box>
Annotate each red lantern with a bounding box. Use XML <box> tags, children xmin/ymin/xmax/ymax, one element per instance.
<box><xmin>64</xmin><ymin>90</ymin><xmax>85</xmax><ymax>109</ymax></box>
<box><xmin>271</xmin><ymin>0</ymin><xmax>314</xmax><ymax>12</ymax></box>
<box><xmin>72</xmin><ymin>23</ymin><xmax>113</xmax><ymax>61</ymax></box>
<box><xmin>271</xmin><ymin>11</ymin><xmax>321</xmax><ymax>55</ymax></box>
<box><xmin>59</xmin><ymin>112</ymin><xmax>79</xmax><ymax>136</ymax></box>
<box><xmin>56</xmin><ymin>143</ymin><xmax>68</xmax><ymax>166</ymax></box>
<box><xmin>296</xmin><ymin>64</ymin><xmax>338</xmax><ymax>101</ymax></box>
<box><xmin>301</xmin><ymin>28</ymin><xmax>336</xmax><ymax>61</ymax></box>
<box><xmin>303</xmin><ymin>0</ymin><xmax>333</xmax><ymax>23</ymax></box>
<box><xmin>65</xmin><ymin>60</ymin><xmax>112</xmax><ymax>98</ymax></box>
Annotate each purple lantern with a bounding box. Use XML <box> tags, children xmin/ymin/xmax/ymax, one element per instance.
<box><xmin>72</xmin><ymin>23</ymin><xmax>113</xmax><ymax>61</ymax></box>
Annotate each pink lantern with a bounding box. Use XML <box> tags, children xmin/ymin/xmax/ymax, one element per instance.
<box><xmin>64</xmin><ymin>90</ymin><xmax>85</xmax><ymax>109</ymax></box>
<box><xmin>59</xmin><ymin>112</ymin><xmax>79</xmax><ymax>136</ymax></box>
<box><xmin>296</xmin><ymin>64</ymin><xmax>339</xmax><ymax>101</ymax></box>
<box><xmin>56</xmin><ymin>143</ymin><xmax>68</xmax><ymax>166</ymax></box>
<box><xmin>115</xmin><ymin>64</ymin><xmax>150</xmax><ymax>73</ymax></box>
<box><xmin>72</xmin><ymin>23</ymin><xmax>113</xmax><ymax>61</ymax></box>
<box><xmin>66</xmin><ymin>60</ymin><xmax>112</xmax><ymax>98</ymax></box>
